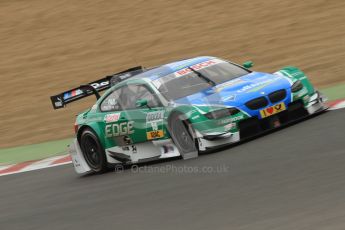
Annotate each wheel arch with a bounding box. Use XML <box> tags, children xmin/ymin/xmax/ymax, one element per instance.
<box><xmin>167</xmin><ymin>108</ymin><xmax>198</xmax><ymax>142</ymax></box>
<box><xmin>169</xmin><ymin>105</ymin><xmax>202</xmax><ymax>122</ymax></box>
<box><xmin>77</xmin><ymin>124</ymin><xmax>105</xmax><ymax>147</ymax></box>
<box><xmin>76</xmin><ymin>124</ymin><xmax>109</xmax><ymax>173</ymax></box>
<box><xmin>278</xmin><ymin>66</ymin><xmax>315</xmax><ymax>94</ymax></box>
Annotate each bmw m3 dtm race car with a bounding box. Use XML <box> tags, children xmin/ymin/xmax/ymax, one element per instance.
<box><xmin>51</xmin><ymin>56</ymin><xmax>327</xmax><ymax>174</ymax></box>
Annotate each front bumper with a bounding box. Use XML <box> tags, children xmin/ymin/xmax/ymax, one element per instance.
<box><xmin>238</xmin><ymin>90</ymin><xmax>327</xmax><ymax>139</ymax></box>
<box><xmin>196</xmin><ymin>130</ymin><xmax>240</xmax><ymax>151</ymax></box>
<box><xmin>305</xmin><ymin>90</ymin><xmax>328</xmax><ymax>114</ymax></box>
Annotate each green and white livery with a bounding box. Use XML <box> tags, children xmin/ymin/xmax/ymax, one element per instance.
<box><xmin>51</xmin><ymin>56</ymin><xmax>327</xmax><ymax>174</ymax></box>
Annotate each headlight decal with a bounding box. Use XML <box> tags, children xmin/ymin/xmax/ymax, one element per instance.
<box><xmin>291</xmin><ymin>80</ymin><xmax>303</xmax><ymax>93</ymax></box>
<box><xmin>205</xmin><ymin>108</ymin><xmax>240</xmax><ymax>119</ymax></box>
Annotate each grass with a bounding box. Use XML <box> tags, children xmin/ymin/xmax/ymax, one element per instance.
<box><xmin>320</xmin><ymin>83</ymin><xmax>345</xmax><ymax>101</ymax></box>
<box><xmin>0</xmin><ymin>138</ymin><xmax>72</xmax><ymax>165</ymax></box>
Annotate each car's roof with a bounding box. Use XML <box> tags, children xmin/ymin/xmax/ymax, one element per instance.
<box><xmin>132</xmin><ymin>56</ymin><xmax>216</xmax><ymax>81</ymax></box>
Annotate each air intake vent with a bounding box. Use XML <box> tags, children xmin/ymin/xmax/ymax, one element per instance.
<box><xmin>269</xmin><ymin>89</ymin><xmax>286</xmax><ymax>103</ymax></box>
<box><xmin>245</xmin><ymin>97</ymin><xmax>269</xmax><ymax>110</ymax></box>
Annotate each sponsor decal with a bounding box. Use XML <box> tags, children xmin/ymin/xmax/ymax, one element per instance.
<box><xmin>107</xmin><ymin>98</ymin><xmax>118</xmax><ymax>106</ymax></box>
<box><xmin>273</xmin><ymin>71</ymin><xmax>284</xmax><ymax>77</ymax></box>
<box><xmin>151</xmin><ymin>79</ymin><xmax>162</xmax><ymax>89</ymax></box>
<box><xmin>151</xmin><ymin>122</ymin><xmax>158</xmax><ymax>131</ymax></box>
<box><xmin>146</xmin><ymin>130</ymin><xmax>164</xmax><ymax>140</ymax></box>
<box><xmin>104</xmin><ymin>113</ymin><xmax>121</xmax><ymax>123</ymax></box>
<box><xmin>260</xmin><ymin>102</ymin><xmax>286</xmax><ymax>118</ymax></box>
<box><xmin>123</xmin><ymin>136</ymin><xmax>132</xmax><ymax>145</ymax></box>
<box><xmin>90</xmin><ymin>81</ymin><xmax>110</xmax><ymax>90</ymax></box>
<box><xmin>217</xmin><ymin>115</ymin><xmax>244</xmax><ymax>125</ymax></box>
<box><xmin>198</xmin><ymin>138</ymin><xmax>202</xmax><ymax>147</ymax></box>
<box><xmin>105</xmin><ymin>121</ymin><xmax>134</xmax><ymax>137</ymax></box>
<box><xmin>218</xmin><ymin>118</ymin><xmax>231</xmax><ymax>125</ymax></box>
<box><xmin>63</xmin><ymin>80</ymin><xmax>110</xmax><ymax>100</ymax></box>
<box><xmin>297</xmin><ymin>87</ymin><xmax>308</xmax><ymax>97</ymax></box>
<box><xmin>303</xmin><ymin>95</ymin><xmax>310</xmax><ymax>103</ymax></box>
<box><xmin>231</xmin><ymin>115</ymin><xmax>244</xmax><ymax>122</ymax></box>
<box><xmin>102</xmin><ymin>105</ymin><xmax>113</xmax><ymax>111</ymax></box>
<box><xmin>161</xmin><ymin>144</ymin><xmax>175</xmax><ymax>154</ymax></box>
<box><xmin>191</xmin><ymin>115</ymin><xmax>200</xmax><ymax>120</ymax></box>
<box><xmin>237</xmin><ymin>79</ymin><xmax>275</xmax><ymax>93</ymax></box>
<box><xmin>122</xmin><ymin>145</ymin><xmax>137</xmax><ymax>153</ymax></box>
<box><xmin>63</xmin><ymin>89</ymin><xmax>84</xmax><ymax>100</ymax></box>
<box><xmin>73</xmin><ymin>157</ymin><xmax>81</xmax><ymax>168</ymax></box>
<box><xmin>87</xmin><ymin>117</ymin><xmax>103</xmax><ymax>122</ymax></box>
<box><xmin>146</xmin><ymin>111</ymin><xmax>164</xmax><ymax>122</ymax></box>
<box><xmin>224</xmin><ymin>123</ymin><xmax>236</xmax><ymax>131</ymax></box>
<box><xmin>54</xmin><ymin>96</ymin><xmax>63</xmax><ymax>107</ymax></box>
<box><xmin>174</xmin><ymin>59</ymin><xmax>224</xmax><ymax>78</ymax></box>
<box><xmin>222</xmin><ymin>95</ymin><xmax>236</xmax><ymax>101</ymax></box>
<box><xmin>185</xmin><ymin>110</ymin><xmax>196</xmax><ymax>117</ymax></box>
<box><xmin>90</xmin><ymin>104</ymin><xmax>98</xmax><ymax>112</ymax></box>
<box><xmin>122</xmin><ymin>146</ymin><xmax>130</xmax><ymax>151</ymax></box>
<box><xmin>215</xmin><ymin>78</ymin><xmax>244</xmax><ymax>93</ymax></box>
<box><xmin>146</xmin><ymin>111</ymin><xmax>164</xmax><ymax>131</ymax></box>
<box><xmin>63</xmin><ymin>92</ymin><xmax>70</xmax><ymax>99</ymax></box>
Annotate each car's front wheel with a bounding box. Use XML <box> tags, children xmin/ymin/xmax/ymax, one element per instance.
<box><xmin>168</xmin><ymin>112</ymin><xmax>198</xmax><ymax>159</ymax></box>
<box><xmin>80</xmin><ymin>128</ymin><xmax>108</xmax><ymax>173</ymax></box>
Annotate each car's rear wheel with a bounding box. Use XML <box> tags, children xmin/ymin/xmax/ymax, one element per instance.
<box><xmin>80</xmin><ymin>128</ymin><xmax>108</xmax><ymax>173</ymax></box>
<box><xmin>168</xmin><ymin>112</ymin><xmax>198</xmax><ymax>159</ymax></box>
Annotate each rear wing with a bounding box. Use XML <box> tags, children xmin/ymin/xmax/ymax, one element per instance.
<box><xmin>50</xmin><ymin>66</ymin><xmax>144</xmax><ymax>109</ymax></box>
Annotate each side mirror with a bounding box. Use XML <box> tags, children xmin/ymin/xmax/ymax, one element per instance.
<box><xmin>136</xmin><ymin>99</ymin><xmax>148</xmax><ymax>108</ymax></box>
<box><xmin>243</xmin><ymin>61</ymin><xmax>254</xmax><ymax>69</ymax></box>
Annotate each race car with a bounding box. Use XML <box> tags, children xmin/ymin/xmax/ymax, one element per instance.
<box><xmin>51</xmin><ymin>56</ymin><xmax>327</xmax><ymax>174</ymax></box>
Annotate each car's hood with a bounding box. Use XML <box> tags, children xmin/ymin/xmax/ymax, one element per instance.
<box><xmin>174</xmin><ymin>72</ymin><xmax>292</xmax><ymax>107</ymax></box>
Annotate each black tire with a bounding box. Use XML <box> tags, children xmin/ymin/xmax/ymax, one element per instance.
<box><xmin>168</xmin><ymin>112</ymin><xmax>198</xmax><ymax>158</ymax></box>
<box><xmin>80</xmin><ymin>128</ymin><xmax>108</xmax><ymax>173</ymax></box>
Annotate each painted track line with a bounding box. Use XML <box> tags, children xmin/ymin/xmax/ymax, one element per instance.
<box><xmin>0</xmin><ymin>154</ymin><xmax>71</xmax><ymax>177</ymax></box>
<box><xmin>327</xmin><ymin>99</ymin><xmax>345</xmax><ymax>110</ymax></box>
<box><xmin>0</xmin><ymin>98</ymin><xmax>344</xmax><ymax>177</ymax></box>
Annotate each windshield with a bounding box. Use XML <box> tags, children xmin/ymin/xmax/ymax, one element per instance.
<box><xmin>152</xmin><ymin>59</ymin><xmax>250</xmax><ymax>100</ymax></box>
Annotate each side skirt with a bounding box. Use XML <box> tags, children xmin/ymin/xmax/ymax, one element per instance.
<box><xmin>105</xmin><ymin>139</ymin><xmax>181</xmax><ymax>164</ymax></box>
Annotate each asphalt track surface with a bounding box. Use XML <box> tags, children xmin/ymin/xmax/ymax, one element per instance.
<box><xmin>1</xmin><ymin>109</ymin><xmax>344</xmax><ymax>230</ymax></box>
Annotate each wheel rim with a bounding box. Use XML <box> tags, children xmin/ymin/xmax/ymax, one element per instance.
<box><xmin>82</xmin><ymin>134</ymin><xmax>101</xmax><ymax>169</ymax></box>
<box><xmin>171</xmin><ymin>117</ymin><xmax>195</xmax><ymax>153</ymax></box>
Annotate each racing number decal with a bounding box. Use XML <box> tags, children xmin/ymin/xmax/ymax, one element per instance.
<box><xmin>260</xmin><ymin>102</ymin><xmax>286</xmax><ymax>118</ymax></box>
<box><xmin>146</xmin><ymin>130</ymin><xmax>164</xmax><ymax>140</ymax></box>
<box><xmin>146</xmin><ymin>111</ymin><xmax>165</xmax><ymax>140</ymax></box>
